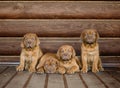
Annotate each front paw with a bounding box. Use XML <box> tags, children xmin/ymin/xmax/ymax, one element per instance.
<box><xmin>16</xmin><ymin>65</ymin><xmax>24</xmax><ymax>71</ymax></box>
<box><xmin>81</xmin><ymin>68</ymin><xmax>88</xmax><ymax>73</ymax></box>
<box><xmin>67</xmin><ymin>69</ymin><xmax>75</xmax><ymax>74</ymax></box>
<box><xmin>58</xmin><ymin>67</ymin><xmax>66</xmax><ymax>74</ymax></box>
<box><xmin>92</xmin><ymin>68</ymin><xmax>99</xmax><ymax>73</ymax></box>
<box><xmin>37</xmin><ymin>67</ymin><xmax>44</xmax><ymax>74</ymax></box>
<box><xmin>99</xmin><ymin>67</ymin><xmax>104</xmax><ymax>71</ymax></box>
<box><xmin>28</xmin><ymin>67</ymin><xmax>36</xmax><ymax>72</ymax></box>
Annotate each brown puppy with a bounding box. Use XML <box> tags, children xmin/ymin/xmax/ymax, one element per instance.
<box><xmin>37</xmin><ymin>53</ymin><xmax>59</xmax><ymax>74</ymax></box>
<box><xmin>16</xmin><ymin>33</ymin><xmax>43</xmax><ymax>72</ymax></box>
<box><xmin>57</xmin><ymin>45</ymin><xmax>80</xmax><ymax>74</ymax></box>
<box><xmin>80</xmin><ymin>29</ymin><xmax>104</xmax><ymax>73</ymax></box>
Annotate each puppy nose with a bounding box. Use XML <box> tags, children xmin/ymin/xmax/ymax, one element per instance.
<box><xmin>28</xmin><ymin>41</ymin><xmax>32</xmax><ymax>44</ymax></box>
<box><xmin>64</xmin><ymin>54</ymin><xmax>68</xmax><ymax>56</ymax></box>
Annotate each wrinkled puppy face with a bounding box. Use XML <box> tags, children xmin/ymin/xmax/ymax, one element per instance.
<box><xmin>81</xmin><ymin>29</ymin><xmax>99</xmax><ymax>44</ymax></box>
<box><xmin>21</xmin><ymin>33</ymin><xmax>40</xmax><ymax>49</ymax></box>
<box><xmin>57</xmin><ymin>45</ymin><xmax>76</xmax><ymax>61</ymax></box>
<box><xmin>44</xmin><ymin>58</ymin><xmax>58</xmax><ymax>73</ymax></box>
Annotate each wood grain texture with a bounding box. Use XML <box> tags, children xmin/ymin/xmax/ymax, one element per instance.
<box><xmin>48</xmin><ymin>74</ymin><xmax>64</xmax><ymax>88</ymax></box>
<box><xmin>95</xmin><ymin>72</ymin><xmax>120</xmax><ymax>88</ymax></box>
<box><xmin>0</xmin><ymin>67</ymin><xmax>16</xmax><ymax>88</ymax></box>
<box><xmin>0</xmin><ymin>1</ymin><xmax>119</xmax><ymax>19</ymax></box>
<box><xmin>81</xmin><ymin>72</ymin><xmax>106</xmax><ymax>88</ymax></box>
<box><xmin>5</xmin><ymin>72</ymin><xmax>31</xmax><ymax>88</ymax></box>
<box><xmin>0</xmin><ymin>38</ymin><xmax>119</xmax><ymax>56</ymax></box>
<box><xmin>0</xmin><ymin>19</ymin><xmax>120</xmax><ymax>37</ymax></box>
<box><xmin>26</xmin><ymin>74</ymin><xmax>46</xmax><ymax>88</ymax></box>
<box><xmin>65</xmin><ymin>74</ymin><xmax>85</xmax><ymax>88</ymax></box>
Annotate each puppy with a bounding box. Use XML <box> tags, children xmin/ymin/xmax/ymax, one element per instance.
<box><xmin>57</xmin><ymin>45</ymin><xmax>80</xmax><ymax>74</ymax></box>
<box><xmin>80</xmin><ymin>29</ymin><xmax>104</xmax><ymax>73</ymax></box>
<box><xmin>16</xmin><ymin>33</ymin><xmax>43</xmax><ymax>72</ymax></box>
<box><xmin>37</xmin><ymin>53</ymin><xmax>59</xmax><ymax>74</ymax></box>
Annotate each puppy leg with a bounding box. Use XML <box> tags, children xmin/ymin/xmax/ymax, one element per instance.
<box><xmin>16</xmin><ymin>56</ymin><xmax>25</xmax><ymax>71</ymax></box>
<box><xmin>67</xmin><ymin>65</ymin><xmax>79</xmax><ymax>74</ymax></box>
<box><xmin>98</xmin><ymin>58</ymin><xmax>104</xmax><ymax>71</ymax></box>
<box><xmin>29</xmin><ymin>57</ymin><xmax>38</xmax><ymax>72</ymax></box>
<box><xmin>37</xmin><ymin>67</ymin><xmax>44</xmax><ymax>74</ymax></box>
<box><xmin>58</xmin><ymin>66</ymin><xmax>66</xmax><ymax>74</ymax></box>
<box><xmin>92</xmin><ymin>56</ymin><xmax>99</xmax><ymax>73</ymax></box>
<box><xmin>81</xmin><ymin>55</ymin><xmax>88</xmax><ymax>73</ymax></box>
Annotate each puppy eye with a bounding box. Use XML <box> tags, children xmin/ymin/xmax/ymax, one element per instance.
<box><xmin>61</xmin><ymin>50</ymin><xmax>64</xmax><ymax>53</ymax></box>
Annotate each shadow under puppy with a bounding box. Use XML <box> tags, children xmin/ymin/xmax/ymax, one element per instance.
<box><xmin>16</xmin><ymin>33</ymin><xmax>43</xmax><ymax>72</ymax></box>
<box><xmin>37</xmin><ymin>53</ymin><xmax>59</xmax><ymax>74</ymax></box>
<box><xmin>57</xmin><ymin>45</ymin><xmax>81</xmax><ymax>74</ymax></box>
<box><xmin>80</xmin><ymin>29</ymin><xmax>104</xmax><ymax>73</ymax></box>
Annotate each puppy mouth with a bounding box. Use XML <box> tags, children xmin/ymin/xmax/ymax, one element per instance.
<box><xmin>61</xmin><ymin>57</ymin><xmax>71</xmax><ymax>61</ymax></box>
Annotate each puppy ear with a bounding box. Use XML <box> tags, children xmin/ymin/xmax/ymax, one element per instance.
<box><xmin>96</xmin><ymin>31</ymin><xmax>100</xmax><ymax>40</ymax></box>
<box><xmin>56</xmin><ymin>47</ymin><xmax>61</xmax><ymax>60</ymax></box>
<box><xmin>80</xmin><ymin>30</ymin><xmax>86</xmax><ymax>41</ymax></box>
<box><xmin>21</xmin><ymin>35</ymin><xmax>26</xmax><ymax>48</ymax></box>
<box><xmin>35</xmin><ymin>34</ymin><xmax>40</xmax><ymax>46</ymax></box>
<box><xmin>71</xmin><ymin>46</ymin><xmax>76</xmax><ymax>58</ymax></box>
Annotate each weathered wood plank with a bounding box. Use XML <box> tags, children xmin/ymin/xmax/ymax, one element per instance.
<box><xmin>5</xmin><ymin>71</ymin><xmax>32</xmax><ymax>88</ymax></box>
<box><xmin>0</xmin><ymin>67</ymin><xmax>17</xmax><ymax>88</ymax></box>
<box><xmin>0</xmin><ymin>19</ymin><xmax>120</xmax><ymax>37</ymax></box>
<box><xmin>65</xmin><ymin>73</ymin><xmax>85</xmax><ymax>88</ymax></box>
<box><xmin>0</xmin><ymin>66</ymin><xmax>8</xmax><ymax>74</ymax></box>
<box><xmin>48</xmin><ymin>74</ymin><xmax>64</xmax><ymax>88</ymax></box>
<box><xmin>0</xmin><ymin>38</ymin><xmax>119</xmax><ymax>56</ymax></box>
<box><xmin>80</xmin><ymin>72</ymin><xmax>106</xmax><ymax>88</ymax></box>
<box><xmin>26</xmin><ymin>74</ymin><xmax>46</xmax><ymax>88</ymax></box>
<box><xmin>95</xmin><ymin>72</ymin><xmax>120</xmax><ymax>88</ymax></box>
<box><xmin>107</xmin><ymin>71</ymin><xmax>120</xmax><ymax>82</ymax></box>
<box><xmin>0</xmin><ymin>1</ymin><xmax>119</xmax><ymax>19</ymax></box>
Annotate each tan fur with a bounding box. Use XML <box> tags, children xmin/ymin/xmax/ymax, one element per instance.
<box><xmin>57</xmin><ymin>45</ymin><xmax>81</xmax><ymax>74</ymax></box>
<box><xmin>37</xmin><ymin>53</ymin><xmax>59</xmax><ymax>74</ymax></box>
<box><xmin>80</xmin><ymin>29</ymin><xmax>104</xmax><ymax>73</ymax></box>
<box><xmin>16</xmin><ymin>33</ymin><xmax>43</xmax><ymax>72</ymax></box>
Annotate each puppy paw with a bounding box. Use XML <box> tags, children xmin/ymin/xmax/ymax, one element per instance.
<box><xmin>99</xmin><ymin>67</ymin><xmax>104</xmax><ymax>71</ymax></box>
<box><xmin>67</xmin><ymin>69</ymin><xmax>75</xmax><ymax>74</ymax></box>
<box><xmin>81</xmin><ymin>68</ymin><xmax>88</xmax><ymax>73</ymax></box>
<box><xmin>28</xmin><ymin>67</ymin><xmax>36</xmax><ymax>72</ymax></box>
<box><xmin>92</xmin><ymin>68</ymin><xmax>99</xmax><ymax>73</ymax></box>
<box><xmin>37</xmin><ymin>68</ymin><xmax>44</xmax><ymax>74</ymax></box>
<box><xmin>16</xmin><ymin>65</ymin><xmax>24</xmax><ymax>71</ymax></box>
<box><xmin>58</xmin><ymin>67</ymin><xmax>66</xmax><ymax>74</ymax></box>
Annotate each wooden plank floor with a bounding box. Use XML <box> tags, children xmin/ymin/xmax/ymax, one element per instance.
<box><xmin>0</xmin><ymin>66</ymin><xmax>120</xmax><ymax>88</ymax></box>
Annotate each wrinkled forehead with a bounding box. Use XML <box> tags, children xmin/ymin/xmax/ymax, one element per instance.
<box><xmin>85</xmin><ymin>30</ymin><xmax>96</xmax><ymax>35</ymax></box>
<box><xmin>60</xmin><ymin>46</ymin><xmax>72</xmax><ymax>51</ymax></box>
<box><xmin>24</xmin><ymin>34</ymin><xmax>36</xmax><ymax>39</ymax></box>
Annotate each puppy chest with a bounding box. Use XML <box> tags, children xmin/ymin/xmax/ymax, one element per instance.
<box><xmin>87</xmin><ymin>52</ymin><xmax>95</xmax><ymax>62</ymax></box>
<box><xmin>24</xmin><ymin>52</ymin><xmax>36</xmax><ymax>61</ymax></box>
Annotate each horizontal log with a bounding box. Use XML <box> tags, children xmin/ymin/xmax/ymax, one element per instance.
<box><xmin>0</xmin><ymin>19</ymin><xmax>120</xmax><ymax>37</ymax></box>
<box><xmin>0</xmin><ymin>56</ymin><xmax>120</xmax><ymax>63</ymax></box>
<box><xmin>0</xmin><ymin>1</ymin><xmax>119</xmax><ymax>19</ymax></box>
<box><xmin>0</xmin><ymin>37</ymin><xmax>119</xmax><ymax>56</ymax></box>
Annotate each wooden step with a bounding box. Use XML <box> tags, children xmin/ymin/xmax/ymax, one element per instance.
<box><xmin>0</xmin><ymin>37</ymin><xmax>119</xmax><ymax>56</ymax></box>
<box><xmin>0</xmin><ymin>19</ymin><xmax>119</xmax><ymax>37</ymax></box>
<box><xmin>0</xmin><ymin>1</ymin><xmax>119</xmax><ymax>19</ymax></box>
<box><xmin>0</xmin><ymin>66</ymin><xmax>120</xmax><ymax>88</ymax></box>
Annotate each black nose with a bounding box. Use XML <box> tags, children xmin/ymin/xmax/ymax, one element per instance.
<box><xmin>64</xmin><ymin>54</ymin><xmax>68</xmax><ymax>56</ymax></box>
